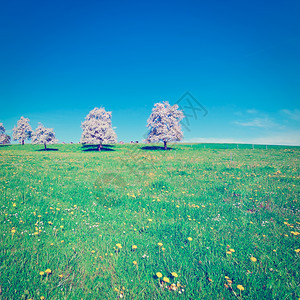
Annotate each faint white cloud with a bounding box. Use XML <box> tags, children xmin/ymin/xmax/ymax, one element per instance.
<box><xmin>234</xmin><ymin>117</ymin><xmax>277</xmax><ymax>128</ymax></box>
<box><xmin>281</xmin><ymin>109</ymin><xmax>300</xmax><ymax>121</ymax></box>
<box><xmin>247</xmin><ymin>109</ymin><xmax>258</xmax><ymax>114</ymax></box>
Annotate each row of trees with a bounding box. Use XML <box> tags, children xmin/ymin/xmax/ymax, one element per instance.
<box><xmin>0</xmin><ymin>101</ymin><xmax>184</xmax><ymax>150</ymax></box>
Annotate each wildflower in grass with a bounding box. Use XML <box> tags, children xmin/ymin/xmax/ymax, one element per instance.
<box><xmin>133</xmin><ymin>261</ymin><xmax>137</xmax><ymax>265</ymax></box>
<box><xmin>39</xmin><ymin>271</ymin><xmax>45</xmax><ymax>276</ymax></box>
<box><xmin>132</xmin><ymin>245</ymin><xmax>137</xmax><ymax>250</ymax></box>
<box><xmin>187</xmin><ymin>237</ymin><xmax>193</xmax><ymax>241</ymax></box>
<box><xmin>237</xmin><ymin>284</ymin><xmax>244</xmax><ymax>296</ymax></box>
<box><xmin>157</xmin><ymin>242</ymin><xmax>163</xmax><ymax>246</ymax></box>
<box><xmin>40</xmin><ymin>297</ymin><xmax>45</xmax><ymax>300</ymax></box>
<box><xmin>226</xmin><ymin>251</ymin><xmax>232</xmax><ymax>255</ymax></box>
<box><xmin>13</xmin><ymin>203</ymin><xmax>17</xmax><ymax>207</ymax></box>
<box><xmin>250</xmin><ymin>257</ymin><xmax>257</xmax><ymax>262</ymax></box>
<box><xmin>229</xmin><ymin>248</ymin><xmax>235</xmax><ymax>252</ymax></box>
<box><xmin>163</xmin><ymin>277</ymin><xmax>170</xmax><ymax>283</ymax></box>
<box><xmin>156</xmin><ymin>272</ymin><xmax>163</xmax><ymax>278</ymax></box>
<box><xmin>295</xmin><ymin>249</ymin><xmax>300</xmax><ymax>253</ymax></box>
<box><xmin>116</xmin><ymin>243</ymin><xmax>122</xmax><ymax>249</ymax></box>
<box><xmin>171</xmin><ymin>272</ymin><xmax>178</xmax><ymax>277</ymax></box>
<box><xmin>45</xmin><ymin>269</ymin><xmax>52</xmax><ymax>275</ymax></box>
<box><xmin>58</xmin><ymin>274</ymin><xmax>63</xmax><ymax>278</ymax></box>
<box><xmin>148</xmin><ymin>219</ymin><xmax>153</xmax><ymax>222</ymax></box>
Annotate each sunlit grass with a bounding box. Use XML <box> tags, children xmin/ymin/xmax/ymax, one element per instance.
<box><xmin>0</xmin><ymin>143</ymin><xmax>299</xmax><ymax>299</ymax></box>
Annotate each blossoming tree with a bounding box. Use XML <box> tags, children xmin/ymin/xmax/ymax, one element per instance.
<box><xmin>80</xmin><ymin>107</ymin><xmax>117</xmax><ymax>151</ymax></box>
<box><xmin>146</xmin><ymin>101</ymin><xmax>184</xmax><ymax>150</ymax></box>
<box><xmin>31</xmin><ymin>123</ymin><xmax>58</xmax><ymax>150</ymax></box>
<box><xmin>13</xmin><ymin>116</ymin><xmax>33</xmax><ymax>145</ymax></box>
<box><xmin>0</xmin><ymin>123</ymin><xmax>11</xmax><ymax>144</ymax></box>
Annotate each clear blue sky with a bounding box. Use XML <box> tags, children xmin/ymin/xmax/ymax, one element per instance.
<box><xmin>1</xmin><ymin>0</ymin><xmax>299</xmax><ymax>145</ymax></box>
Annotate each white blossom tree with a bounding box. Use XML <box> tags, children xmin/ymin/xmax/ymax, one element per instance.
<box><xmin>0</xmin><ymin>123</ymin><xmax>11</xmax><ymax>145</ymax></box>
<box><xmin>146</xmin><ymin>101</ymin><xmax>184</xmax><ymax>150</ymax></box>
<box><xmin>80</xmin><ymin>107</ymin><xmax>117</xmax><ymax>151</ymax></box>
<box><xmin>31</xmin><ymin>123</ymin><xmax>58</xmax><ymax>150</ymax></box>
<box><xmin>13</xmin><ymin>116</ymin><xmax>33</xmax><ymax>145</ymax></box>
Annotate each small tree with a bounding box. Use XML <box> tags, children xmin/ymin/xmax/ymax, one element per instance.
<box><xmin>31</xmin><ymin>123</ymin><xmax>58</xmax><ymax>150</ymax></box>
<box><xmin>146</xmin><ymin>101</ymin><xmax>184</xmax><ymax>150</ymax></box>
<box><xmin>80</xmin><ymin>107</ymin><xmax>117</xmax><ymax>151</ymax></box>
<box><xmin>0</xmin><ymin>123</ymin><xmax>11</xmax><ymax>145</ymax></box>
<box><xmin>13</xmin><ymin>116</ymin><xmax>33</xmax><ymax>145</ymax></box>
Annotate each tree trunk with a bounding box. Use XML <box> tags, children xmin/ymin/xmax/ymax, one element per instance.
<box><xmin>97</xmin><ymin>144</ymin><xmax>102</xmax><ymax>151</ymax></box>
<box><xmin>22</xmin><ymin>140</ymin><xmax>24</xmax><ymax>145</ymax></box>
<box><xmin>164</xmin><ymin>141</ymin><xmax>167</xmax><ymax>150</ymax></box>
<box><xmin>44</xmin><ymin>144</ymin><xmax>47</xmax><ymax>151</ymax></box>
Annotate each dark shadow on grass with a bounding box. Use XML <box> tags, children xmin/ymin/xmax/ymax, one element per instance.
<box><xmin>141</xmin><ymin>146</ymin><xmax>174</xmax><ymax>151</ymax></box>
<box><xmin>0</xmin><ymin>145</ymin><xmax>12</xmax><ymax>147</ymax></box>
<box><xmin>36</xmin><ymin>148</ymin><xmax>59</xmax><ymax>151</ymax></box>
<box><xmin>81</xmin><ymin>144</ymin><xmax>115</xmax><ymax>152</ymax></box>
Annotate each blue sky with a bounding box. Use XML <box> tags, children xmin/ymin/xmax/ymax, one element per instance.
<box><xmin>1</xmin><ymin>0</ymin><xmax>299</xmax><ymax>145</ymax></box>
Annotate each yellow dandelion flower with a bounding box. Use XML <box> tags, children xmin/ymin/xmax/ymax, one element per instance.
<box><xmin>116</xmin><ymin>243</ymin><xmax>122</xmax><ymax>249</ymax></box>
<box><xmin>229</xmin><ymin>248</ymin><xmax>235</xmax><ymax>252</ymax></box>
<box><xmin>39</xmin><ymin>271</ymin><xmax>45</xmax><ymax>276</ymax></box>
<box><xmin>163</xmin><ymin>277</ymin><xmax>170</xmax><ymax>283</ymax></box>
<box><xmin>133</xmin><ymin>261</ymin><xmax>137</xmax><ymax>265</ymax></box>
<box><xmin>295</xmin><ymin>249</ymin><xmax>300</xmax><ymax>253</ymax></box>
<box><xmin>148</xmin><ymin>219</ymin><xmax>153</xmax><ymax>222</ymax></box>
<box><xmin>157</xmin><ymin>242</ymin><xmax>163</xmax><ymax>246</ymax></box>
<box><xmin>237</xmin><ymin>285</ymin><xmax>244</xmax><ymax>291</ymax></box>
<box><xmin>171</xmin><ymin>272</ymin><xmax>178</xmax><ymax>277</ymax></box>
<box><xmin>187</xmin><ymin>237</ymin><xmax>193</xmax><ymax>241</ymax></box>
<box><xmin>45</xmin><ymin>269</ymin><xmax>52</xmax><ymax>274</ymax></box>
<box><xmin>132</xmin><ymin>245</ymin><xmax>137</xmax><ymax>250</ymax></box>
<box><xmin>250</xmin><ymin>257</ymin><xmax>257</xmax><ymax>262</ymax></box>
<box><xmin>156</xmin><ymin>272</ymin><xmax>163</xmax><ymax>278</ymax></box>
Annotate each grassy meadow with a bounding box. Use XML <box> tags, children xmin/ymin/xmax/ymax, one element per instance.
<box><xmin>0</xmin><ymin>143</ymin><xmax>299</xmax><ymax>299</ymax></box>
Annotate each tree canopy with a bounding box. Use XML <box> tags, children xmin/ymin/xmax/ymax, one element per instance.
<box><xmin>146</xmin><ymin>101</ymin><xmax>184</xmax><ymax>149</ymax></box>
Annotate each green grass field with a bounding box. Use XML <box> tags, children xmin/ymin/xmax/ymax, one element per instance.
<box><xmin>0</xmin><ymin>143</ymin><xmax>299</xmax><ymax>299</ymax></box>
